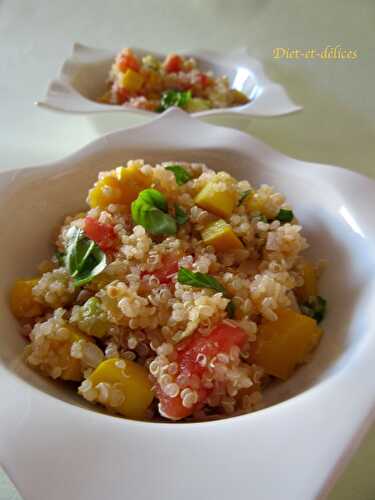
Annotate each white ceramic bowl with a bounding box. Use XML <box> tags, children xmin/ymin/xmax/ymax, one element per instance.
<box><xmin>36</xmin><ymin>43</ymin><xmax>302</xmax><ymax>134</ymax></box>
<box><xmin>1</xmin><ymin>109</ymin><xmax>374</xmax><ymax>500</ymax></box>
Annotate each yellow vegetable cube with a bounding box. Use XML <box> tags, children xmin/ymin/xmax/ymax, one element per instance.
<box><xmin>295</xmin><ymin>261</ymin><xmax>318</xmax><ymax>302</ymax></box>
<box><xmin>229</xmin><ymin>89</ymin><xmax>249</xmax><ymax>106</ymax></box>
<box><xmin>250</xmin><ymin>309</ymin><xmax>322</xmax><ymax>380</ymax></box>
<box><xmin>87</xmin><ymin>175</ymin><xmax>123</xmax><ymax>209</ymax></box>
<box><xmin>88</xmin><ymin>358</ymin><xmax>154</xmax><ymax>419</ymax></box>
<box><xmin>115</xmin><ymin>164</ymin><xmax>152</xmax><ymax>204</ymax></box>
<box><xmin>87</xmin><ymin>164</ymin><xmax>151</xmax><ymax>209</ymax></box>
<box><xmin>121</xmin><ymin>69</ymin><xmax>144</xmax><ymax>92</ymax></box>
<box><xmin>195</xmin><ymin>176</ymin><xmax>237</xmax><ymax>218</ymax></box>
<box><xmin>56</xmin><ymin>327</ymin><xmax>94</xmax><ymax>381</ymax></box>
<box><xmin>146</xmin><ymin>70</ymin><xmax>162</xmax><ymax>89</ymax></box>
<box><xmin>201</xmin><ymin>219</ymin><xmax>243</xmax><ymax>252</ymax></box>
<box><xmin>245</xmin><ymin>191</ymin><xmax>265</xmax><ymax>213</ymax></box>
<box><xmin>26</xmin><ymin>324</ymin><xmax>91</xmax><ymax>382</ymax></box>
<box><xmin>10</xmin><ymin>278</ymin><xmax>45</xmax><ymax>319</ymax></box>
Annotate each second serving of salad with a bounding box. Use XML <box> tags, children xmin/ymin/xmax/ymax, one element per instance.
<box><xmin>99</xmin><ymin>48</ymin><xmax>249</xmax><ymax>113</ymax></box>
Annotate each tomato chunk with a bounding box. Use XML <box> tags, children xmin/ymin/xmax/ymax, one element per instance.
<box><xmin>142</xmin><ymin>257</ymin><xmax>179</xmax><ymax>285</ymax></box>
<box><xmin>84</xmin><ymin>217</ymin><xmax>117</xmax><ymax>252</ymax></box>
<box><xmin>117</xmin><ymin>49</ymin><xmax>140</xmax><ymax>72</ymax></box>
<box><xmin>178</xmin><ymin>322</ymin><xmax>247</xmax><ymax>377</ymax></box>
<box><xmin>163</xmin><ymin>53</ymin><xmax>183</xmax><ymax>73</ymax></box>
<box><xmin>156</xmin><ymin>322</ymin><xmax>247</xmax><ymax>420</ymax></box>
<box><xmin>116</xmin><ymin>87</ymin><xmax>130</xmax><ymax>104</ymax></box>
<box><xmin>156</xmin><ymin>385</ymin><xmax>192</xmax><ymax>420</ymax></box>
<box><xmin>197</xmin><ymin>73</ymin><xmax>210</xmax><ymax>87</ymax></box>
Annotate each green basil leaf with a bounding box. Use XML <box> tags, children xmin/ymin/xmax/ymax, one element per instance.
<box><xmin>138</xmin><ymin>188</ymin><xmax>167</xmax><ymax>212</ymax></box>
<box><xmin>178</xmin><ymin>90</ymin><xmax>192</xmax><ymax>107</ymax></box>
<box><xmin>131</xmin><ymin>188</ymin><xmax>177</xmax><ymax>235</ymax></box>
<box><xmin>177</xmin><ymin>267</ymin><xmax>227</xmax><ymax>295</ymax></box>
<box><xmin>143</xmin><ymin>206</ymin><xmax>177</xmax><ymax>235</ymax></box>
<box><xmin>66</xmin><ymin>226</ymin><xmax>82</xmax><ymax>277</ymax></box>
<box><xmin>73</xmin><ymin>246</ymin><xmax>107</xmax><ymax>286</ymax></box>
<box><xmin>175</xmin><ymin>204</ymin><xmax>189</xmax><ymax>225</ymax></box>
<box><xmin>238</xmin><ymin>189</ymin><xmax>252</xmax><ymax>206</ymax></box>
<box><xmin>301</xmin><ymin>296</ymin><xmax>327</xmax><ymax>324</ymax></box>
<box><xmin>54</xmin><ymin>251</ymin><xmax>66</xmax><ymax>266</ymax></box>
<box><xmin>166</xmin><ymin>165</ymin><xmax>192</xmax><ymax>185</ymax></box>
<box><xmin>65</xmin><ymin>226</ymin><xmax>107</xmax><ymax>286</ymax></box>
<box><xmin>258</xmin><ymin>214</ymin><xmax>268</xmax><ymax>223</ymax></box>
<box><xmin>276</xmin><ymin>209</ymin><xmax>294</xmax><ymax>223</ymax></box>
<box><xmin>159</xmin><ymin>90</ymin><xmax>192</xmax><ymax>111</ymax></box>
<box><xmin>226</xmin><ymin>300</ymin><xmax>236</xmax><ymax>319</ymax></box>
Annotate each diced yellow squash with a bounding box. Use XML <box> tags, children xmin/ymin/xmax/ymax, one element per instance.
<box><xmin>60</xmin><ymin>327</ymin><xmax>89</xmax><ymax>381</ymax></box>
<box><xmin>115</xmin><ymin>164</ymin><xmax>152</xmax><ymax>204</ymax></box>
<box><xmin>184</xmin><ymin>98</ymin><xmax>211</xmax><ymax>113</ymax></box>
<box><xmin>195</xmin><ymin>177</ymin><xmax>237</xmax><ymax>218</ymax></box>
<box><xmin>250</xmin><ymin>309</ymin><xmax>322</xmax><ymax>380</ymax></box>
<box><xmin>142</xmin><ymin>55</ymin><xmax>160</xmax><ymax>71</ymax></box>
<box><xmin>10</xmin><ymin>278</ymin><xmax>45</xmax><ymax>319</ymax></box>
<box><xmin>58</xmin><ymin>327</ymin><xmax>91</xmax><ymax>381</ymax></box>
<box><xmin>89</xmin><ymin>358</ymin><xmax>154</xmax><ymax>419</ymax></box>
<box><xmin>245</xmin><ymin>191</ymin><xmax>266</xmax><ymax>214</ymax></box>
<box><xmin>121</xmin><ymin>69</ymin><xmax>144</xmax><ymax>92</ymax></box>
<box><xmin>229</xmin><ymin>89</ymin><xmax>249</xmax><ymax>106</ymax></box>
<box><xmin>87</xmin><ymin>164</ymin><xmax>152</xmax><ymax>209</ymax></box>
<box><xmin>87</xmin><ymin>175</ymin><xmax>123</xmax><ymax>208</ymax></box>
<box><xmin>201</xmin><ymin>219</ymin><xmax>243</xmax><ymax>252</ymax></box>
<box><xmin>31</xmin><ymin>325</ymin><xmax>90</xmax><ymax>382</ymax></box>
<box><xmin>295</xmin><ymin>261</ymin><xmax>318</xmax><ymax>302</ymax></box>
<box><xmin>147</xmin><ymin>69</ymin><xmax>162</xmax><ymax>89</ymax></box>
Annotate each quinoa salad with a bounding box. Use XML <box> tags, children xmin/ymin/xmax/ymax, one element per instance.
<box><xmin>10</xmin><ymin>160</ymin><xmax>327</xmax><ymax>422</ymax></box>
<box><xmin>99</xmin><ymin>48</ymin><xmax>249</xmax><ymax>113</ymax></box>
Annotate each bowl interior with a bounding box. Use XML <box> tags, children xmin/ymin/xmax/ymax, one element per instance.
<box><xmin>70</xmin><ymin>49</ymin><xmax>258</xmax><ymax>106</ymax></box>
<box><xmin>1</xmin><ymin>145</ymin><xmax>373</xmax><ymax>419</ymax></box>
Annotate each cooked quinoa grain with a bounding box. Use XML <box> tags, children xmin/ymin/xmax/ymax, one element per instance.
<box><xmin>10</xmin><ymin>159</ymin><xmax>326</xmax><ymax>421</ymax></box>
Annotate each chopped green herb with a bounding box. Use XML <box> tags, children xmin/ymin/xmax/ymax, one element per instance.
<box><xmin>300</xmin><ymin>296</ymin><xmax>327</xmax><ymax>323</ymax></box>
<box><xmin>65</xmin><ymin>227</ymin><xmax>107</xmax><ymax>287</ymax></box>
<box><xmin>54</xmin><ymin>251</ymin><xmax>65</xmax><ymax>266</ymax></box>
<box><xmin>137</xmin><ymin>188</ymin><xmax>168</xmax><ymax>211</ymax></box>
<box><xmin>226</xmin><ymin>300</ymin><xmax>236</xmax><ymax>319</ymax></box>
<box><xmin>258</xmin><ymin>214</ymin><xmax>268</xmax><ymax>223</ymax></box>
<box><xmin>158</xmin><ymin>90</ymin><xmax>192</xmax><ymax>112</ymax></box>
<box><xmin>166</xmin><ymin>165</ymin><xmax>192</xmax><ymax>185</ymax></box>
<box><xmin>177</xmin><ymin>267</ymin><xmax>227</xmax><ymax>295</ymax></box>
<box><xmin>175</xmin><ymin>204</ymin><xmax>189</xmax><ymax>225</ymax></box>
<box><xmin>238</xmin><ymin>189</ymin><xmax>252</xmax><ymax>206</ymax></box>
<box><xmin>131</xmin><ymin>188</ymin><xmax>177</xmax><ymax>236</ymax></box>
<box><xmin>177</xmin><ymin>267</ymin><xmax>236</xmax><ymax>319</ymax></box>
<box><xmin>77</xmin><ymin>297</ymin><xmax>109</xmax><ymax>337</ymax></box>
<box><xmin>276</xmin><ymin>209</ymin><xmax>294</xmax><ymax>223</ymax></box>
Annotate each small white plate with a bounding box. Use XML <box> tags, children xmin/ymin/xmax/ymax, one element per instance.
<box><xmin>36</xmin><ymin>43</ymin><xmax>302</xmax><ymax>119</ymax></box>
<box><xmin>0</xmin><ymin>109</ymin><xmax>374</xmax><ymax>500</ymax></box>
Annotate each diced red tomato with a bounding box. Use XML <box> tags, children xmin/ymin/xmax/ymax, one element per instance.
<box><xmin>163</xmin><ymin>53</ymin><xmax>183</xmax><ymax>73</ymax></box>
<box><xmin>117</xmin><ymin>49</ymin><xmax>140</xmax><ymax>72</ymax></box>
<box><xmin>142</xmin><ymin>257</ymin><xmax>179</xmax><ymax>285</ymax></box>
<box><xmin>84</xmin><ymin>217</ymin><xmax>118</xmax><ymax>252</ymax></box>
<box><xmin>197</xmin><ymin>73</ymin><xmax>210</xmax><ymax>87</ymax></box>
<box><xmin>178</xmin><ymin>322</ymin><xmax>247</xmax><ymax>377</ymax></box>
<box><xmin>116</xmin><ymin>87</ymin><xmax>130</xmax><ymax>104</ymax></box>
<box><xmin>156</xmin><ymin>322</ymin><xmax>247</xmax><ymax>420</ymax></box>
<box><xmin>156</xmin><ymin>384</ymin><xmax>208</xmax><ymax>421</ymax></box>
<box><xmin>156</xmin><ymin>385</ymin><xmax>192</xmax><ymax>420</ymax></box>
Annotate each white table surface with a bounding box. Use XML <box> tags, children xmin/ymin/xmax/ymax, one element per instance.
<box><xmin>0</xmin><ymin>0</ymin><xmax>374</xmax><ymax>499</ymax></box>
